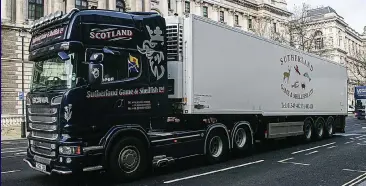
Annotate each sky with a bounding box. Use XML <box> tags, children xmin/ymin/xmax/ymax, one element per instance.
<box><xmin>286</xmin><ymin>0</ymin><xmax>366</xmax><ymax>34</ymax></box>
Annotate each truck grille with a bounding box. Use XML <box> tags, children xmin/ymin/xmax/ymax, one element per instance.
<box><xmin>166</xmin><ymin>24</ymin><xmax>183</xmax><ymax>61</ymax></box>
<box><xmin>27</xmin><ymin>105</ymin><xmax>59</xmax><ymax>157</ymax></box>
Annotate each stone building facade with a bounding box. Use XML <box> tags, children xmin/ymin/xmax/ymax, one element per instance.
<box><xmin>151</xmin><ymin>0</ymin><xmax>292</xmax><ymax>40</ymax></box>
<box><xmin>298</xmin><ymin>7</ymin><xmax>366</xmax><ymax>105</ymax></box>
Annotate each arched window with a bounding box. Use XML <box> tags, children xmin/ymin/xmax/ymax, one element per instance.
<box><xmin>116</xmin><ymin>0</ymin><xmax>125</xmax><ymax>12</ymax></box>
<box><xmin>314</xmin><ymin>30</ymin><xmax>324</xmax><ymax>50</ymax></box>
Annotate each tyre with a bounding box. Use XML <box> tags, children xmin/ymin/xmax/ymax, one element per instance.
<box><xmin>303</xmin><ymin>119</ymin><xmax>313</xmax><ymax>142</ymax></box>
<box><xmin>313</xmin><ymin>117</ymin><xmax>325</xmax><ymax>140</ymax></box>
<box><xmin>108</xmin><ymin>137</ymin><xmax>148</xmax><ymax>181</ymax></box>
<box><xmin>324</xmin><ymin>117</ymin><xmax>334</xmax><ymax>138</ymax></box>
<box><xmin>205</xmin><ymin>131</ymin><xmax>229</xmax><ymax>164</ymax></box>
<box><xmin>232</xmin><ymin>126</ymin><xmax>251</xmax><ymax>156</ymax></box>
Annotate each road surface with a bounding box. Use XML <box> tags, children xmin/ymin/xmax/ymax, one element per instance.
<box><xmin>2</xmin><ymin>116</ymin><xmax>366</xmax><ymax>186</ymax></box>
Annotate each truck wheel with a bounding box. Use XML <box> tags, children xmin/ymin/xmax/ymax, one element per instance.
<box><xmin>232</xmin><ymin>126</ymin><xmax>251</xmax><ymax>155</ymax></box>
<box><xmin>303</xmin><ymin>119</ymin><xmax>313</xmax><ymax>142</ymax></box>
<box><xmin>324</xmin><ymin>117</ymin><xmax>334</xmax><ymax>138</ymax></box>
<box><xmin>313</xmin><ymin>117</ymin><xmax>325</xmax><ymax>140</ymax></box>
<box><xmin>205</xmin><ymin>131</ymin><xmax>229</xmax><ymax>164</ymax></box>
<box><xmin>108</xmin><ymin>137</ymin><xmax>148</xmax><ymax>181</ymax></box>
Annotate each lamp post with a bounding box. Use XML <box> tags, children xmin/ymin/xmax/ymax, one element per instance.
<box><xmin>18</xmin><ymin>27</ymin><xmax>26</xmax><ymax>138</ymax></box>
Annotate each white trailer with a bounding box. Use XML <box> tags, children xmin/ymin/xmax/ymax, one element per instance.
<box><xmin>166</xmin><ymin>14</ymin><xmax>347</xmax><ymax>140</ymax></box>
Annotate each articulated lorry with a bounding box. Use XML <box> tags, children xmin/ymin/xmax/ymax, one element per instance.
<box><xmin>24</xmin><ymin>9</ymin><xmax>348</xmax><ymax>181</ymax></box>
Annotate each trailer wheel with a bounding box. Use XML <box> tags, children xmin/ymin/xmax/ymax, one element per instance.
<box><xmin>205</xmin><ymin>131</ymin><xmax>229</xmax><ymax>164</ymax></box>
<box><xmin>108</xmin><ymin>137</ymin><xmax>148</xmax><ymax>181</ymax></box>
<box><xmin>303</xmin><ymin>119</ymin><xmax>313</xmax><ymax>142</ymax></box>
<box><xmin>232</xmin><ymin>126</ymin><xmax>251</xmax><ymax>155</ymax></box>
<box><xmin>324</xmin><ymin>117</ymin><xmax>334</xmax><ymax>138</ymax></box>
<box><xmin>313</xmin><ymin>117</ymin><xmax>325</xmax><ymax>140</ymax></box>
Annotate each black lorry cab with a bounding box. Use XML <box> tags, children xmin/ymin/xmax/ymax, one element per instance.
<box><xmin>25</xmin><ymin>9</ymin><xmax>173</xmax><ymax>179</ymax></box>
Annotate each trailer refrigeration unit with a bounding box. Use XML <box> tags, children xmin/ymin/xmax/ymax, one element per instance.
<box><xmin>24</xmin><ymin>9</ymin><xmax>348</xmax><ymax>181</ymax></box>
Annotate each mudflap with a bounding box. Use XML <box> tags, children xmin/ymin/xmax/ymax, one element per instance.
<box><xmin>334</xmin><ymin>116</ymin><xmax>346</xmax><ymax>133</ymax></box>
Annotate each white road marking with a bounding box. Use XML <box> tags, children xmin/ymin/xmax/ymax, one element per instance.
<box><xmin>345</xmin><ymin>141</ymin><xmax>354</xmax><ymax>144</ymax></box>
<box><xmin>1</xmin><ymin>150</ymin><xmax>26</xmax><ymax>154</ymax></box>
<box><xmin>343</xmin><ymin>169</ymin><xmax>366</xmax><ymax>173</ymax></box>
<box><xmin>357</xmin><ymin>143</ymin><xmax>366</xmax><ymax>145</ymax></box>
<box><xmin>355</xmin><ymin>135</ymin><xmax>366</xmax><ymax>139</ymax></box>
<box><xmin>291</xmin><ymin>142</ymin><xmax>336</xmax><ymax>154</ymax></box>
<box><xmin>278</xmin><ymin>158</ymin><xmax>294</xmax><ymax>163</ymax></box>
<box><xmin>1</xmin><ymin>170</ymin><xmax>21</xmax><ymax>174</ymax></box>
<box><xmin>342</xmin><ymin>172</ymin><xmax>366</xmax><ymax>186</ymax></box>
<box><xmin>362</xmin><ymin>127</ymin><xmax>366</xmax><ymax>129</ymax></box>
<box><xmin>327</xmin><ymin>146</ymin><xmax>337</xmax><ymax>149</ymax></box>
<box><xmin>305</xmin><ymin>151</ymin><xmax>318</xmax><ymax>155</ymax></box>
<box><xmin>163</xmin><ymin>160</ymin><xmax>264</xmax><ymax>184</ymax></box>
<box><xmin>334</xmin><ymin>134</ymin><xmax>361</xmax><ymax>137</ymax></box>
<box><xmin>358</xmin><ymin>138</ymin><xmax>366</xmax><ymax>140</ymax></box>
<box><xmin>286</xmin><ymin>162</ymin><xmax>310</xmax><ymax>166</ymax></box>
<box><xmin>277</xmin><ymin>157</ymin><xmax>310</xmax><ymax>166</ymax></box>
<box><xmin>349</xmin><ymin>175</ymin><xmax>366</xmax><ymax>186</ymax></box>
<box><xmin>350</xmin><ymin>138</ymin><xmax>355</xmax><ymax>140</ymax></box>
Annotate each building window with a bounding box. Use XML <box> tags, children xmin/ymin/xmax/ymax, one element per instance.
<box><xmin>203</xmin><ymin>6</ymin><xmax>208</xmax><ymax>17</ymax></box>
<box><xmin>234</xmin><ymin>15</ymin><xmax>239</xmax><ymax>25</ymax></box>
<box><xmin>116</xmin><ymin>0</ymin><xmax>125</xmax><ymax>12</ymax></box>
<box><xmin>314</xmin><ymin>31</ymin><xmax>324</xmax><ymax>50</ymax></box>
<box><xmin>168</xmin><ymin>0</ymin><xmax>171</xmax><ymax>10</ymax></box>
<box><xmin>248</xmin><ymin>18</ymin><xmax>252</xmax><ymax>29</ymax></box>
<box><xmin>219</xmin><ymin>11</ymin><xmax>224</xmax><ymax>22</ymax></box>
<box><xmin>185</xmin><ymin>1</ymin><xmax>190</xmax><ymax>13</ymax></box>
<box><xmin>271</xmin><ymin>0</ymin><xmax>275</xmax><ymax>4</ymax></box>
<box><xmin>28</xmin><ymin>0</ymin><xmax>44</xmax><ymax>20</ymax></box>
<box><xmin>273</xmin><ymin>22</ymin><xmax>277</xmax><ymax>33</ymax></box>
<box><xmin>76</xmin><ymin>0</ymin><xmax>88</xmax><ymax>9</ymax></box>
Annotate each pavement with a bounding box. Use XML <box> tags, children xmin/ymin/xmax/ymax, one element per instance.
<box><xmin>1</xmin><ymin>116</ymin><xmax>366</xmax><ymax>186</ymax></box>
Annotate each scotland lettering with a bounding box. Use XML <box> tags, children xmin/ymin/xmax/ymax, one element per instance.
<box><xmin>89</xmin><ymin>28</ymin><xmax>133</xmax><ymax>40</ymax></box>
<box><xmin>86</xmin><ymin>86</ymin><xmax>165</xmax><ymax>98</ymax></box>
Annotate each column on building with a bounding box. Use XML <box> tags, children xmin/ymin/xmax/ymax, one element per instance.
<box><xmin>144</xmin><ymin>0</ymin><xmax>151</xmax><ymax>12</ymax></box>
<box><xmin>1</xmin><ymin>0</ymin><xmax>8</xmax><ymax>21</ymax></box>
<box><xmin>66</xmin><ymin>0</ymin><xmax>76</xmax><ymax>12</ymax></box>
<box><xmin>98</xmin><ymin>0</ymin><xmax>107</xmax><ymax>9</ymax></box>
<box><xmin>176</xmin><ymin>0</ymin><xmax>183</xmax><ymax>16</ymax></box>
<box><xmin>211</xmin><ymin>5</ymin><xmax>220</xmax><ymax>22</ymax></box>
<box><xmin>108</xmin><ymin>0</ymin><xmax>116</xmax><ymax>10</ymax></box>
<box><xmin>227</xmin><ymin>10</ymin><xmax>234</xmax><ymax>26</ymax></box>
<box><xmin>194</xmin><ymin>0</ymin><xmax>202</xmax><ymax>16</ymax></box>
<box><xmin>16</xmin><ymin>0</ymin><xmax>25</xmax><ymax>24</ymax></box>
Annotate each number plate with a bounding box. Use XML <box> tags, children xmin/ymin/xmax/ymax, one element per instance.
<box><xmin>35</xmin><ymin>162</ymin><xmax>47</xmax><ymax>172</ymax></box>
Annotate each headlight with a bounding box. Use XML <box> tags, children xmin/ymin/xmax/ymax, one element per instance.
<box><xmin>58</xmin><ymin>146</ymin><xmax>81</xmax><ymax>155</ymax></box>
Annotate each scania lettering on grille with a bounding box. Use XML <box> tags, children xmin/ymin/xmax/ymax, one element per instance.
<box><xmin>32</xmin><ymin>97</ymin><xmax>49</xmax><ymax>104</ymax></box>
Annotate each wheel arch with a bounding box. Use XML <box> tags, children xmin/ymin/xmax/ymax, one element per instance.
<box><xmin>204</xmin><ymin>123</ymin><xmax>231</xmax><ymax>155</ymax></box>
<box><xmin>315</xmin><ymin>116</ymin><xmax>326</xmax><ymax>124</ymax></box>
<box><xmin>101</xmin><ymin>125</ymin><xmax>151</xmax><ymax>161</ymax></box>
<box><xmin>230</xmin><ymin>121</ymin><xmax>254</xmax><ymax>148</ymax></box>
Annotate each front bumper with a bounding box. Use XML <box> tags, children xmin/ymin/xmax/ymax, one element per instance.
<box><xmin>24</xmin><ymin>147</ymin><xmax>104</xmax><ymax>175</ymax></box>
